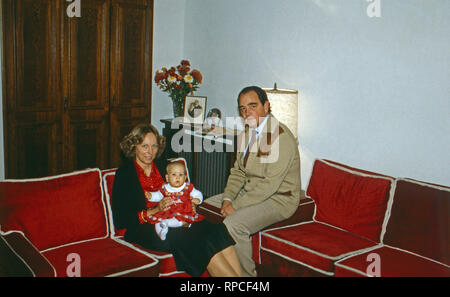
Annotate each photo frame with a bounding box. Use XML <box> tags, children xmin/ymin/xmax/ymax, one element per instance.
<box><xmin>183</xmin><ymin>96</ymin><xmax>207</xmax><ymax>124</ymax></box>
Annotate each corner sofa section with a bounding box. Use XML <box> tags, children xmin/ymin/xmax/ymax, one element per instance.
<box><xmin>0</xmin><ymin>168</ymin><xmax>161</xmax><ymax>277</ymax></box>
<box><xmin>199</xmin><ymin>159</ymin><xmax>450</xmax><ymax>277</ymax></box>
<box><xmin>2</xmin><ymin>158</ymin><xmax>449</xmax><ymax>277</ymax></box>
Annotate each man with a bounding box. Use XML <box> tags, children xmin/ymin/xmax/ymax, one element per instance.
<box><xmin>206</xmin><ymin>86</ymin><xmax>301</xmax><ymax>276</ymax></box>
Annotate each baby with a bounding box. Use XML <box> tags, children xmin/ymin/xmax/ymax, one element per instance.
<box><xmin>145</xmin><ymin>159</ymin><xmax>203</xmax><ymax>240</ymax></box>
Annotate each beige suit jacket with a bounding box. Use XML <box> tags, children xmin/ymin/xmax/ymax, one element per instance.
<box><xmin>223</xmin><ymin>114</ymin><xmax>301</xmax><ymax>219</ymax></box>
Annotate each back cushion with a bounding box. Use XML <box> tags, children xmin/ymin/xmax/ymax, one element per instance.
<box><xmin>306</xmin><ymin>159</ymin><xmax>394</xmax><ymax>242</ymax></box>
<box><xmin>384</xmin><ymin>179</ymin><xmax>450</xmax><ymax>265</ymax></box>
<box><xmin>102</xmin><ymin>171</ymin><xmax>126</xmax><ymax>237</ymax></box>
<box><xmin>0</xmin><ymin>169</ymin><xmax>108</xmax><ymax>251</ymax></box>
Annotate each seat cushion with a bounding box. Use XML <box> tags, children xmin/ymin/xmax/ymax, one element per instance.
<box><xmin>261</xmin><ymin>222</ymin><xmax>378</xmax><ymax>275</ymax></box>
<box><xmin>335</xmin><ymin>246</ymin><xmax>450</xmax><ymax>277</ymax></box>
<box><xmin>383</xmin><ymin>179</ymin><xmax>450</xmax><ymax>265</ymax></box>
<box><xmin>41</xmin><ymin>238</ymin><xmax>159</xmax><ymax>277</ymax></box>
<box><xmin>306</xmin><ymin>159</ymin><xmax>394</xmax><ymax>242</ymax></box>
<box><xmin>0</xmin><ymin>169</ymin><xmax>108</xmax><ymax>251</ymax></box>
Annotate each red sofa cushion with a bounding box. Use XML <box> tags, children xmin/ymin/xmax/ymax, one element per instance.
<box><xmin>306</xmin><ymin>159</ymin><xmax>394</xmax><ymax>242</ymax></box>
<box><xmin>0</xmin><ymin>169</ymin><xmax>108</xmax><ymax>251</ymax></box>
<box><xmin>102</xmin><ymin>171</ymin><xmax>126</xmax><ymax>237</ymax></box>
<box><xmin>335</xmin><ymin>246</ymin><xmax>450</xmax><ymax>277</ymax></box>
<box><xmin>261</xmin><ymin>222</ymin><xmax>378</xmax><ymax>275</ymax></box>
<box><xmin>383</xmin><ymin>179</ymin><xmax>450</xmax><ymax>265</ymax></box>
<box><xmin>41</xmin><ymin>238</ymin><xmax>159</xmax><ymax>277</ymax></box>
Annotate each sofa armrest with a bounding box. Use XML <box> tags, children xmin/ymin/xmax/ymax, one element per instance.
<box><xmin>197</xmin><ymin>203</ymin><xmax>224</xmax><ymax>223</ymax></box>
<box><xmin>198</xmin><ymin>195</ymin><xmax>316</xmax><ymax>228</ymax></box>
<box><xmin>0</xmin><ymin>231</ymin><xmax>55</xmax><ymax>277</ymax></box>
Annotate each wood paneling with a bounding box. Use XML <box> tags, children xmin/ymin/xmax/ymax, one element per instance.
<box><xmin>2</xmin><ymin>0</ymin><xmax>62</xmax><ymax>178</ymax></box>
<box><xmin>109</xmin><ymin>0</ymin><xmax>152</xmax><ymax>168</ymax></box>
<box><xmin>2</xmin><ymin>0</ymin><xmax>153</xmax><ymax>178</ymax></box>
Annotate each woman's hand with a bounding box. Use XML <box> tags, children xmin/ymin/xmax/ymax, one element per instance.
<box><xmin>146</xmin><ymin>197</ymin><xmax>172</xmax><ymax>217</ymax></box>
<box><xmin>158</xmin><ymin>197</ymin><xmax>173</xmax><ymax>212</ymax></box>
<box><xmin>190</xmin><ymin>197</ymin><xmax>200</xmax><ymax>214</ymax></box>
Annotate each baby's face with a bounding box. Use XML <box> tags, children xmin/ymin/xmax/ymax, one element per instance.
<box><xmin>166</xmin><ymin>164</ymin><xmax>186</xmax><ymax>188</ymax></box>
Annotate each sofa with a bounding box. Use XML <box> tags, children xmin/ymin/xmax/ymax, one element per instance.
<box><xmin>2</xmin><ymin>159</ymin><xmax>449</xmax><ymax>277</ymax></box>
<box><xmin>198</xmin><ymin>159</ymin><xmax>450</xmax><ymax>277</ymax></box>
<box><xmin>0</xmin><ymin>168</ymin><xmax>198</xmax><ymax>277</ymax></box>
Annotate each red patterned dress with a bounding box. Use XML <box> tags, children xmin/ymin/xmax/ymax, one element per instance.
<box><xmin>146</xmin><ymin>183</ymin><xmax>204</xmax><ymax>224</ymax></box>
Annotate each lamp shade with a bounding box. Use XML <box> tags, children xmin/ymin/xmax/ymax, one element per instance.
<box><xmin>263</xmin><ymin>85</ymin><xmax>298</xmax><ymax>137</ymax></box>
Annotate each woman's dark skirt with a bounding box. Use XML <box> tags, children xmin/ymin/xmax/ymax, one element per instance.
<box><xmin>125</xmin><ymin>220</ymin><xmax>235</xmax><ymax>276</ymax></box>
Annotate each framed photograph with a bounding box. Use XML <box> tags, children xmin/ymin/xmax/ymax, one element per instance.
<box><xmin>183</xmin><ymin>96</ymin><xmax>207</xmax><ymax>124</ymax></box>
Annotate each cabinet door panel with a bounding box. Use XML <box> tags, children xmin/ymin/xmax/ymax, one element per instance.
<box><xmin>14</xmin><ymin>0</ymin><xmax>57</xmax><ymax>111</ymax></box>
<box><xmin>64</xmin><ymin>114</ymin><xmax>109</xmax><ymax>171</ymax></box>
<box><xmin>62</xmin><ymin>0</ymin><xmax>110</xmax><ymax>171</ymax></box>
<box><xmin>64</xmin><ymin>0</ymin><xmax>110</xmax><ymax>109</ymax></box>
<box><xmin>14</xmin><ymin>123</ymin><xmax>60</xmax><ymax>178</ymax></box>
<box><xmin>109</xmin><ymin>0</ymin><xmax>153</xmax><ymax>168</ymax></box>
<box><xmin>110</xmin><ymin>0</ymin><xmax>151</xmax><ymax>107</ymax></box>
<box><xmin>2</xmin><ymin>0</ymin><xmax>62</xmax><ymax>178</ymax></box>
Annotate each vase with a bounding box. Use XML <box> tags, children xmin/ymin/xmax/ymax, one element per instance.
<box><xmin>172</xmin><ymin>95</ymin><xmax>185</xmax><ymax>118</ymax></box>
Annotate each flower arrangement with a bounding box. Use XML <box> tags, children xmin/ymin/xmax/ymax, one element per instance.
<box><xmin>154</xmin><ymin>60</ymin><xmax>203</xmax><ymax>117</ymax></box>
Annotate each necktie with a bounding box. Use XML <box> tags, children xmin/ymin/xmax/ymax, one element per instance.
<box><xmin>243</xmin><ymin>129</ymin><xmax>257</xmax><ymax>167</ymax></box>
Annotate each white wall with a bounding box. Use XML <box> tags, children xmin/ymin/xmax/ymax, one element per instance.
<box><xmin>151</xmin><ymin>0</ymin><xmax>186</xmax><ymax>133</ymax></box>
<box><xmin>178</xmin><ymin>0</ymin><xmax>450</xmax><ymax>187</ymax></box>
<box><xmin>2</xmin><ymin>0</ymin><xmax>449</xmax><ymax>186</ymax></box>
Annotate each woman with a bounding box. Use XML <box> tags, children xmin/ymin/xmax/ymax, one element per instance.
<box><xmin>111</xmin><ymin>123</ymin><xmax>241</xmax><ymax>277</ymax></box>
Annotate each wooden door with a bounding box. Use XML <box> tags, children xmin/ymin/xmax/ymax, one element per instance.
<box><xmin>109</xmin><ymin>0</ymin><xmax>153</xmax><ymax>168</ymax></box>
<box><xmin>2</xmin><ymin>0</ymin><xmax>154</xmax><ymax>177</ymax></box>
<box><xmin>2</xmin><ymin>0</ymin><xmax>62</xmax><ymax>178</ymax></box>
<box><xmin>61</xmin><ymin>0</ymin><xmax>111</xmax><ymax>172</ymax></box>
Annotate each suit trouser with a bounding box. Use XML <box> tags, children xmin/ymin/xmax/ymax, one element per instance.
<box><xmin>205</xmin><ymin>194</ymin><xmax>284</xmax><ymax>277</ymax></box>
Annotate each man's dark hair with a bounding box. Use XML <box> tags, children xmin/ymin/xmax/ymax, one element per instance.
<box><xmin>237</xmin><ymin>86</ymin><xmax>271</xmax><ymax>113</ymax></box>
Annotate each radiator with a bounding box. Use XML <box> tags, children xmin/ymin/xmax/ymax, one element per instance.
<box><xmin>177</xmin><ymin>132</ymin><xmax>236</xmax><ymax>198</ymax></box>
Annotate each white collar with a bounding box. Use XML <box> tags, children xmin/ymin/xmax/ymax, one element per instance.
<box><xmin>165</xmin><ymin>182</ymin><xmax>187</xmax><ymax>192</ymax></box>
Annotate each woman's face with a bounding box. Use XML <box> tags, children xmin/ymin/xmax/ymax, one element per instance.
<box><xmin>135</xmin><ymin>132</ymin><xmax>158</xmax><ymax>167</ymax></box>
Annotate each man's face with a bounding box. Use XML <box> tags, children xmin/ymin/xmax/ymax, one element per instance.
<box><xmin>238</xmin><ymin>90</ymin><xmax>269</xmax><ymax>128</ymax></box>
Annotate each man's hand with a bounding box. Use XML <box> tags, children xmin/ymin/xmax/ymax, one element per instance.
<box><xmin>220</xmin><ymin>200</ymin><xmax>235</xmax><ymax>217</ymax></box>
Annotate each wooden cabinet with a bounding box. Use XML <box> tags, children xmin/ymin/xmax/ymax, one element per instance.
<box><xmin>2</xmin><ymin>0</ymin><xmax>153</xmax><ymax>178</ymax></box>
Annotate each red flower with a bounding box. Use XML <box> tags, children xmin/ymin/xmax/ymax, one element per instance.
<box><xmin>154</xmin><ymin>60</ymin><xmax>202</xmax><ymax>101</ymax></box>
<box><xmin>180</xmin><ymin>60</ymin><xmax>190</xmax><ymax>67</ymax></box>
<box><xmin>168</xmin><ymin>67</ymin><xmax>176</xmax><ymax>76</ymax></box>
<box><xmin>191</xmin><ymin>69</ymin><xmax>202</xmax><ymax>84</ymax></box>
<box><xmin>177</xmin><ymin>65</ymin><xmax>190</xmax><ymax>76</ymax></box>
<box><xmin>154</xmin><ymin>71</ymin><xmax>167</xmax><ymax>84</ymax></box>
